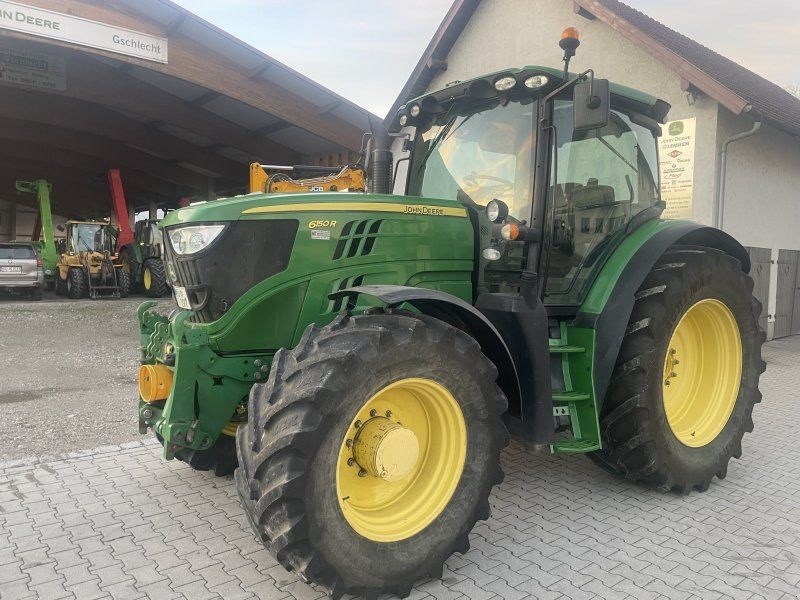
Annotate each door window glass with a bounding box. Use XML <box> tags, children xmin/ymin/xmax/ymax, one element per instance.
<box><xmin>545</xmin><ymin>100</ymin><xmax>659</xmax><ymax>303</ymax></box>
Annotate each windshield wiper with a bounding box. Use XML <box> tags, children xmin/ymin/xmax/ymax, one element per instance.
<box><xmin>415</xmin><ymin>109</ymin><xmax>477</xmax><ymax>174</ymax></box>
<box><xmin>594</xmin><ymin>130</ymin><xmax>639</xmax><ymax>173</ymax></box>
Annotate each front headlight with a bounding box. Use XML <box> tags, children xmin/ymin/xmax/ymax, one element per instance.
<box><xmin>168</xmin><ymin>225</ymin><xmax>225</xmax><ymax>255</ymax></box>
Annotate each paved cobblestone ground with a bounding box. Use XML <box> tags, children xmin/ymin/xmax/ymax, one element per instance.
<box><xmin>1</xmin><ymin>336</ymin><xmax>798</xmax><ymax>600</ymax></box>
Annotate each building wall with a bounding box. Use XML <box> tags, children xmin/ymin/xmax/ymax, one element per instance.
<box><xmin>0</xmin><ymin>199</ymin><xmax>68</xmax><ymax>242</ymax></box>
<box><xmin>716</xmin><ymin>110</ymin><xmax>800</xmax><ymax>252</ymax></box>
<box><xmin>393</xmin><ymin>0</ymin><xmax>722</xmax><ymax>225</ymax></box>
<box><xmin>715</xmin><ymin>110</ymin><xmax>800</xmax><ymax>338</ymax></box>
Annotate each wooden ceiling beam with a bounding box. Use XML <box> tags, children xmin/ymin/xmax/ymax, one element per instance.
<box><xmin>0</xmin><ymin>155</ymin><xmax>174</xmax><ymax>205</ymax></box>
<box><xmin>0</xmin><ymin>87</ymin><xmax>245</xmax><ymax>181</ymax></box>
<box><xmin>0</xmin><ymin>142</ymin><xmax>180</xmax><ymax>200</ymax></box>
<box><xmin>73</xmin><ymin>52</ymin><xmax>301</xmax><ymax>162</ymax></box>
<box><xmin>0</xmin><ymin>118</ymin><xmax>207</xmax><ymax>193</ymax></box>
<box><xmin>0</xmin><ymin>166</ymin><xmax>167</xmax><ymax>217</ymax></box>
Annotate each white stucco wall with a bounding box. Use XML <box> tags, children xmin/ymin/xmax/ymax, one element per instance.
<box><xmin>393</xmin><ymin>0</ymin><xmax>723</xmax><ymax>223</ymax></box>
<box><xmin>716</xmin><ymin>109</ymin><xmax>800</xmax><ymax>252</ymax></box>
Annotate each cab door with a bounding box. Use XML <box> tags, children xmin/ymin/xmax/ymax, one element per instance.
<box><xmin>543</xmin><ymin>99</ymin><xmax>661</xmax><ymax>306</ymax></box>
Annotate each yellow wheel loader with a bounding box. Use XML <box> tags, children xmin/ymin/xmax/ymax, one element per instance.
<box><xmin>54</xmin><ymin>221</ymin><xmax>131</xmax><ymax>299</ymax></box>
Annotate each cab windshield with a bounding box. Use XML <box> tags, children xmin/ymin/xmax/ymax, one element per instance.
<box><xmin>406</xmin><ymin>99</ymin><xmax>536</xmax><ymax>220</ymax></box>
<box><xmin>69</xmin><ymin>224</ymin><xmax>112</xmax><ymax>253</ymax></box>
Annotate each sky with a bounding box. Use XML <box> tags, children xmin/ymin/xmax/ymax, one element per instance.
<box><xmin>172</xmin><ymin>0</ymin><xmax>800</xmax><ymax>117</ymax></box>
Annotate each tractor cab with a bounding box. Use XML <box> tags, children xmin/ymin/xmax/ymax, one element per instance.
<box><xmin>400</xmin><ymin>62</ymin><xmax>668</xmax><ymax>308</ymax></box>
<box><xmin>64</xmin><ymin>221</ymin><xmax>116</xmax><ymax>255</ymax></box>
<box><xmin>134</xmin><ymin>219</ymin><xmax>163</xmax><ymax>250</ymax></box>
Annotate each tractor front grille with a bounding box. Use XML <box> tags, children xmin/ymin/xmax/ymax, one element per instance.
<box><xmin>164</xmin><ymin>220</ymin><xmax>299</xmax><ymax>322</ymax></box>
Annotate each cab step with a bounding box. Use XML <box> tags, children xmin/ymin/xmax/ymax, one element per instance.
<box><xmin>548</xmin><ymin>344</ymin><xmax>585</xmax><ymax>354</ymax></box>
<box><xmin>549</xmin><ymin>323</ymin><xmax>601</xmax><ymax>455</ymax></box>
<box><xmin>552</xmin><ymin>438</ymin><xmax>601</xmax><ymax>453</ymax></box>
<box><xmin>552</xmin><ymin>391</ymin><xmax>591</xmax><ymax>402</ymax></box>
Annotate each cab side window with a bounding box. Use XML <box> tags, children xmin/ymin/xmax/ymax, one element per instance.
<box><xmin>545</xmin><ymin>100</ymin><xmax>659</xmax><ymax>304</ymax></box>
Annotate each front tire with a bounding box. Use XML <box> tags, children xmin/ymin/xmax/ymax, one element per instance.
<box><xmin>66</xmin><ymin>268</ymin><xmax>87</xmax><ymax>299</ymax></box>
<box><xmin>143</xmin><ymin>259</ymin><xmax>168</xmax><ymax>297</ymax></box>
<box><xmin>591</xmin><ymin>246</ymin><xmax>765</xmax><ymax>493</ymax></box>
<box><xmin>117</xmin><ymin>269</ymin><xmax>131</xmax><ymax>298</ymax></box>
<box><xmin>235</xmin><ymin>311</ymin><xmax>508</xmax><ymax>598</ymax></box>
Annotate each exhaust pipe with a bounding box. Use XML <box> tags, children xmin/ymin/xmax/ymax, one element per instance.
<box><xmin>368</xmin><ymin>128</ymin><xmax>393</xmax><ymax>195</ymax></box>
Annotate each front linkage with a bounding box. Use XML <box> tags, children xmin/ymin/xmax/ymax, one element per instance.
<box><xmin>137</xmin><ymin>301</ymin><xmax>266</xmax><ymax>463</ymax></box>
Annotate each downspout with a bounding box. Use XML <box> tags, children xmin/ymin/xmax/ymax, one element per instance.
<box><xmin>715</xmin><ymin>111</ymin><xmax>762</xmax><ymax>229</ymax></box>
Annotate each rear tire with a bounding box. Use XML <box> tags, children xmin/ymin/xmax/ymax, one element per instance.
<box><xmin>66</xmin><ymin>268</ymin><xmax>87</xmax><ymax>299</ymax></box>
<box><xmin>235</xmin><ymin>311</ymin><xmax>508</xmax><ymax>598</ymax></box>
<box><xmin>143</xmin><ymin>259</ymin><xmax>168</xmax><ymax>297</ymax></box>
<box><xmin>117</xmin><ymin>269</ymin><xmax>131</xmax><ymax>298</ymax></box>
<box><xmin>591</xmin><ymin>246</ymin><xmax>765</xmax><ymax>493</ymax></box>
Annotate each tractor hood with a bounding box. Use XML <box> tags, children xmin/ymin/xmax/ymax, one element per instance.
<box><xmin>160</xmin><ymin>192</ymin><xmax>467</xmax><ymax>227</ymax></box>
<box><xmin>159</xmin><ymin>191</ymin><xmax>473</xmax><ymax>325</ymax></box>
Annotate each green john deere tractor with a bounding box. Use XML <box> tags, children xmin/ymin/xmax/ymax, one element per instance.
<box><xmin>119</xmin><ymin>219</ymin><xmax>169</xmax><ymax>297</ymax></box>
<box><xmin>137</xmin><ymin>30</ymin><xmax>764</xmax><ymax>599</ymax></box>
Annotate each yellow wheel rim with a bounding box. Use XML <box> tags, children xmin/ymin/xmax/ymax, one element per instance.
<box><xmin>663</xmin><ymin>298</ymin><xmax>742</xmax><ymax>447</ymax></box>
<box><xmin>143</xmin><ymin>267</ymin><xmax>152</xmax><ymax>290</ymax></box>
<box><xmin>336</xmin><ymin>378</ymin><xmax>467</xmax><ymax>542</ymax></box>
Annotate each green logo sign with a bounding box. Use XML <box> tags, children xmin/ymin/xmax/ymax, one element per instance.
<box><xmin>669</xmin><ymin>121</ymin><xmax>685</xmax><ymax>136</ymax></box>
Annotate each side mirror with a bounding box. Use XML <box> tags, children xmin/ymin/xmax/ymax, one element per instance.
<box><xmin>573</xmin><ymin>78</ymin><xmax>610</xmax><ymax>132</ymax></box>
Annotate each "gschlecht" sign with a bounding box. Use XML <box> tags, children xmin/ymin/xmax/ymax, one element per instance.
<box><xmin>0</xmin><ymin>1</ymin><xmax>168</xmax><ymax>63</ymax></box>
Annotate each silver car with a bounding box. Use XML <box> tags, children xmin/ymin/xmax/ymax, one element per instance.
<box><xmin>0</xmin><ymin>243</ymin><xmax>44</xmax><ymax>300</ymax></box>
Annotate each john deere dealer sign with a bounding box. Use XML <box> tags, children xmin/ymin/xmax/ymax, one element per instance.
<box><xmin>0</xmin><ymin>1</ymin><xmax>167</xmax><ymax>63</ymax></box>
<box><xmin>658</xmin><ymin>118</ymin><xmax>697</xmax><ymax>219</ymax></box>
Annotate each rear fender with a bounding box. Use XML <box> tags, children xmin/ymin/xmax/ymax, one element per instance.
<box><xmin>576</xmin><ymin>221</ymin><xmax>750</xmax><ymax>411</ymax></box>
<box><xmin>330</xmin><ymin>285</ymin><xmax>521</xmax><ymax>410</ymax></box>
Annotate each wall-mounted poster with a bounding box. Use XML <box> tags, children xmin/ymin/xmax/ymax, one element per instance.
<box><xmin>658</xmin><ymin>118</ymin><xmax>696</xmax><ymax>219</ymax></box>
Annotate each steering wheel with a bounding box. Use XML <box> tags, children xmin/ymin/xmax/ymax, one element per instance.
<box><xmin>463</xmin><ymin>173</ymin><xmax>514</xmax><ymax>198</ymax></box>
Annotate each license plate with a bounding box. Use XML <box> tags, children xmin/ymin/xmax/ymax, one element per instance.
<box><xmin>0</xmin><ymin>266</ymin><xmax>21</xmax><ymax>273</ymax></box>
<box><xmin>174</xmin><ymin>286</ymin><xmax>191</xmax><ymax>309</ymax></box>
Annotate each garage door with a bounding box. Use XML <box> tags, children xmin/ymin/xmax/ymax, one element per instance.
<box><xmin>775</xmin><ymin>249</ymin><xmax>800</xmax><ymax>339</ymax></box>
<box><xmin>746</xmin><ymin>247</ymin><xmax>771</xmax><ymax>334</ymax></box>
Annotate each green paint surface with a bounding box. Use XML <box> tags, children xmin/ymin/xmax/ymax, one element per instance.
<box><xmin>139</xmin><ymin>192</ymin><xmax>475</xmax><ymax>454</ymax></box>
<box><xmin>579</xmin><ymin>219</ymin><xmax>693</xmax><ymax>315</ymax></box>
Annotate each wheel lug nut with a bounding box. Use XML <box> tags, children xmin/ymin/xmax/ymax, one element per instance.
<box><xmin>665</xmin><ymin>380</ymin><xmax>671</xmax><ymax>386</ymax></box>
<box><xmin>345</xmin><ymin>439</ymin><xmax>353</xmax><ymax>448</ymax></box>
<box><xmin>347</xmin><ymin>458</ymin><xmax>355</xmax><ymax>466</ymax></box>
<box><xmin>385</xmin><ymin>410</ymin><xmax>392</xmax><ymax>418</ymax></box>
<box><xmin>673</xmin><ymin>360</ymin><xmax>680</xmax><ymax>365</ymax></box>
<box><xmin>671</xmin><ymin>372</ymin><xmax>677</xmax><ymax>378</ymax></box>
<box><xmin>354</xmin><ymin>420</ymin><xmax>362</xmax><ymax>429</ymax></box>
<box><xmin>369</xmin><ymin>409</ymin><xmax>377</xmax><ymax>417</ymax></box>
<box><xmin>358</xmin><ymin>469</ymin><xmax>367</xmax><ymax>477</ymax></box>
